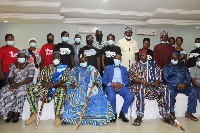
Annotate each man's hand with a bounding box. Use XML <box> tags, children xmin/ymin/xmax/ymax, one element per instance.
<box><xmin>71</xmin><ymin>82</ymin><xmax>76</xmax><ymax>88</ymax></box>
<box><xmin>42</xmin><ymin>82</ymin><xmax>48</xmax><ymax>87</ymax></box>
<box><xmin>45</xmin><ymin>83</ymin><xmax>57</xmax><ymax>89</ymax></box>
<box><xmin>116</xmin><ymin>84</ymin><xmax>124</xmax><ymax>91</ymax></box>
<box><xmin>142</xmin><ymin>81</ymin><xmax>149</xmax><ymax>87</ymax></box>
<box><xmin>154</xmin><ymin>80</ymin><xmax>161</xmax><ymax>89</ymax></box>
<box><xmin>177</xmin><ymin>84</ymin><xmax>187</xmax><ymax>90</ymax></box>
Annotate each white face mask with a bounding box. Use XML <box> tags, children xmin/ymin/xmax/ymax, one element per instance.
<box><xmin>18</xmin><ymin>58</ymin><xmax>26</xmax><ymax>63</ymax></box>
<box><xmin>7</xmin><ymin>41</ymin><xmax>14</xmax><ymax>46</ymax></box>
<box><xmin>140</xmin><ymin>60</ymin><xmax>147</xmax><ymax>65</ymax></box>
<box><xmin>161</xmin><ymin>41</ymin><xmax>169</xmax><ymax>44</ymax></box>
<box><xmin>30</xmin><ymin>42</ymin><xmax>37</xmax><ymax>47</ymax></box>
<box><xmin>53</xmin><ymin>59</ymin><xmax>60</xmax><ymax>65</ymax></box>
<box><xmin>194</xmin><ymin>43</ymin><xmax>200</xmax><ymax>48</ymax></box>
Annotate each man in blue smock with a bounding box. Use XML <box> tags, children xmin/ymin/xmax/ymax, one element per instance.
<box><xmin>163</xmin><ymin>52</ymin><xmax>198</xmax><ymax>121</ymax></box>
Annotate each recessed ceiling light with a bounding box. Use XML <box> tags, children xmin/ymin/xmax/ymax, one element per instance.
<box><xmin>102</xmin><ymin>0</ymin><xmax>107</xmax><ymax>1</ymax></box>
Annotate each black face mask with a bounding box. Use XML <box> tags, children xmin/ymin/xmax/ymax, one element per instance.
<box><xmin>96</xmin><ymin>34</ymin><xmax>103</xmax><ymax>39</ymax></box>
<box><xmin>47</xmin><ymin>39</ymin><xmax>54</xmax><ymax>43</ymax></box>
<box><xmin>87</xmin><ymin>40</ymin><xmax>93</xmax><ymax>45</ymax></box>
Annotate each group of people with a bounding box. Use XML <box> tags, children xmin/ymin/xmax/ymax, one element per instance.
<box><xmin>0</xmin><ymin>26</ymin><xmax>200</xmax><ymax>128</ymax></box>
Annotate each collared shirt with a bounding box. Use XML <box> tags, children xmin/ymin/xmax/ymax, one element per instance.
<box><xmin>163</xmin><ymin>63</ymin><xmax>191</xmax><ymax>87</ymax></box>
<box><xmin>108</xmin><ymin>65</ymin><xmax>124</xmax><ymax>86</ymax></box>
<box><xmin>112</xmin><ymin>65</ymin><xmax>123</xmax><ymax>83</ymax></box>
<box><xmin>72</xmin><ymin>43</ymin><xmax>84</xmax><ymax>67</ymax></box>
<box><xmin>117</xmin><ymin>38</ymin><xmax>139</xmax><ymax>69</ymax></box>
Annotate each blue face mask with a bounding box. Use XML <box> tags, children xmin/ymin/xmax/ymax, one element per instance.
<box><xmin>171</xmin><ymin>59</ymin><xmax>178</xmax><ymax>65</ymax></box>
<box><xmin>161</xmin><ymin>41</ymin><xmax>169</xmax><ymax>44</ymax></box>
<box><xmin>196</xmin><ymin>61</ymin><xmax>200</xmax><ymax>66</ymax></box>
<box><xmin>114</xmin><ymin>59</ymin><xmax>121</xmax><ymax>66</ymax></box>
<box><xmin>125</xmin><ymin>35</ymin><xmax>132</xmax><ymax>40</ymax></box>
<box><xmin>75</xmin><ymin>38</ymin><xmax>81</xmax><ymax>43</ymax></box>
<box><xmin>30</xmin><ymin>42</ymin><xmax>37</xmax><ymax>47</ymax></box>
<box><xmin>107</xmin><ymin>40</ymin><xmax>114</xmax><ymax>45</ymax></box>
<box><xmin>62</xmin><ymin>37</ymin><xmax>69</xmax><ymax>42</ymax></box>
<box><xmin>140</xmin><ymin>60</ymin><xmax>147</xmax><ymax>65</ymax></box>
<box><xmin>194</xmin><ymin>43</ymin><xmax>200</xmax><ymax>48</ymax></box>
<box><xmin>80</xmin><ymin>62</ymin><xmax>87</xmax><ymax>67</ymax></box>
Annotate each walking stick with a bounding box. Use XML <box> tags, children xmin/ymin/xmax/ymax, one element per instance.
<box><xmin>35</xmin><ymin>89</ymin><xmax>47</xmax><ymax>129</ymax></box>
<box><xmin>133</xmin><ymin>71</ymin><xmax>185</xmax><ymax>131</ymax></box>
<box><xmin>76</xmin><ymin>72</ymin><xmax>98</xmax><ymax>132</ymax></box>
<box><xmin>147</xmin><ymin>84</ymin><xmax>185</xmax><ymax>131</ymax></box>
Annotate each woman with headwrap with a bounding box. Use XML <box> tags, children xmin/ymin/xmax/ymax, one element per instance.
<box><xmin>26</xmin><ymin>38</ymin><xmax>40</xmax><ymax>69</ymax></box>
<box><xmin>0</xmin><ymin>49</ymin><xmax>35</xmax><ymax>123</ymax></box>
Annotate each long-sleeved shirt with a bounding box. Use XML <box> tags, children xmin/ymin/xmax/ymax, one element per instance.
<box><xmin>163</xmin><ymin>63</ymin><xmax>191</xmax><ymax>87</ymax></box>
<box><xmin>153</xmin><ymin>43</ymin><xmax>175</xmax><ymax>68</ymax></box>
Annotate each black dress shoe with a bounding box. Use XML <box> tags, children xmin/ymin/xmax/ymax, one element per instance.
<box><xmin>12</xmin><ymin>112</ymin><xmax>19</xmax><ymax>123</ymax></box>
<box><xmin>5</xmin><ymin>111</ymin><xmax>14</xmax><ymax>123</ymax></box>
<box><xmin>119</xmin><ymin>111</ymin><xmax>129</xmax><ymax>122</ymax></box>
<box><xmin>110</xmin><ymin>113</ymin><xmax>117</xmax><ymax>123</ymax></box>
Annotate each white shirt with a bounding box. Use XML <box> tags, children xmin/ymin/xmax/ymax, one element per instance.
<box><xmin>117</xmin><ymin>38</ymin><xmax>139</xmax><ymax>69</ymax></box>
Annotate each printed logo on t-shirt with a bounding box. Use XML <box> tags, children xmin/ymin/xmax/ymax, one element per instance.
<box><xmin>105</xmin><ymin>51</ymin><xmax>116</xmax><ymax>58</ymax></box>
<box><xmin>60</xmin><ymin>48</ymin><xmax>71</xmax><ymax>55</ymax></box>
<box><xmin>147</xmin><ymin>55</ymin><xmax>152</xmax><ymax>60</ymax></box>
<box><xmin>84</xmin><ymin>49</ymin><xmax>97</xmax><ymax>56</ymax></box>
<box><xmin>45</xmin><ymin>48</ymin><xmax>53</xmax><ymax>55</ymax></box>
<box><xmin>189</xmin><ymin>53</ymin><xmax>199</xmax><ymax>58</ymax></box>
<box><xmin>9</xmin><ymin>51</ymin><xmax>17</xmax><ymax>57</ymax></box>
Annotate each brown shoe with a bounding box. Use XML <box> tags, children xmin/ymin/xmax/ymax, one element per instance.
<box><xmin>25</xmin><ymin>113</ymin><xmax>37</xmax><ymax>125</ymax></box>
<box><xmin>185</xmin><ymin>111</ymin><xmax>198</xmax><ymax>121</ymax></box>
<box><xmin>54</xmin><ymin>116</ymin><xmax>61</xmax><ymax>127</ymax></box>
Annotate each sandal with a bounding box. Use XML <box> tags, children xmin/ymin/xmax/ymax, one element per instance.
<box><xmin>163</xmin><ymin>118</ymin><xmax>177</xmax><ymax>126</ymax></box>
<box><xmin>132</xmin><ymin>117</ymin><xmax>142</xmax><ymax>126</ymax></box>
<box><xmin>185</xmin><ymin>114</ymin><xmax>198</xmax><ymax>121</ymax></box>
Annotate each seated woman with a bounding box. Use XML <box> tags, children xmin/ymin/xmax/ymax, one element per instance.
<box><xmin>61</xmin><ymin>54</ymin><xmax>115</xmax><ymax>125</ymax></box>
<box><xmin>0</xmin><ymin>49</ymin><xmax>35</xmax><ymax>123</ymax></box>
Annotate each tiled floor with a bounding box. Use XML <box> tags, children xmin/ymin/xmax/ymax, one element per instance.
<box><xmin>0</xmin><ymin>117</ymin><xmax>199</xmax><ymax>133</ymax></box>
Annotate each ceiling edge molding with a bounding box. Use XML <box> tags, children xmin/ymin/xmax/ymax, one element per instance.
<box><xmin>61</xmin><ymin>8</ymin><xmax>152</xmax><ymax>17</ymax></box>
<box><xmin>0</xmin><ymin>1</ymin><xmax>61</xmax><ymax>7</ymax></box>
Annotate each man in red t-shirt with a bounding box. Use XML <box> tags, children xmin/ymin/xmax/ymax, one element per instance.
<box><xmin>153</xmin><ymin>31</ymin><xmax>175</xmax><ymax>69</ymax></box>
<box><xmin>40</xmin><ymin>33</ymin><xmax>56</xmax><ymax>70</ymax></box>
<box><xmin>0</xmin><ymin>34</ymin><xmax>19</xmax><ymax>86</ymax></box>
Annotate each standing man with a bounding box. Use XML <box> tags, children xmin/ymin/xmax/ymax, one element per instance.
<box><xmin>187</xmin><ymin>38</ymin><xmax>200</xmax><ymax>68</ymax></box>
<box><xmin>40</xmin><ymin>33</ymin><xmax>56</xmax><ymax>70</ymax></box>
<box><xmin>102</xmin><ymin>34</ymin><xmax>121</xmax><ymax>69</ymax></box>
<box><xmin>79</xmin><ymin>35</ymin><xmax>100</xmax><ymax>72</ymax></box>
<box><xmin>72</xmin><ymin>34</ymin><xmax>84</xmax><ymax>67</ymax></box>
<box><xmin>153</xmin><ymin>31</ymin><xmax>175</xmax><ymax>69</ymax></box>
<box><xmin>138</xmin><ymin>38</ymin><xmax>153</xmax><ymax>61</ymax></box>
<box><xmin>169</xmin><ymin>37</ymin><xmax>176</xmax><ymax>47</ymax></box>
<box><xmin>53</xmin><ymin>31</ymin><xmax>75</xmax><ymax>69</ymax></box>
<box><xmin>117</xmin><ymin>26</ymin><xmax>139</xmax><ymax>69</ymax></box>
<box><xmin>93</xmin><ymin>30</ymin><xmax>107</xmax><ymax>76</ymax></box>
<box><xmin>0</xmin><ymin>34</ymin><xmax>19</xmax><ymax>86</ymax></box>
<box><xmin>163</xmin><ymin>52</ymin><xmax>198</xmax><ymax>121</ymax></box>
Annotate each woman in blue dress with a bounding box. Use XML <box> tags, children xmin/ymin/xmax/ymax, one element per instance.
<box><xmin>61</xmin><ymin>54</ymin><xmax>114</xmax><ymax>125</ymax></box>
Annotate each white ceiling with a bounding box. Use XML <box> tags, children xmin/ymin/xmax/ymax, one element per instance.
<box><xmin>0</xmin><ymin>0</ymin><xmax>200</xmax><ymax>28</ymax></box>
